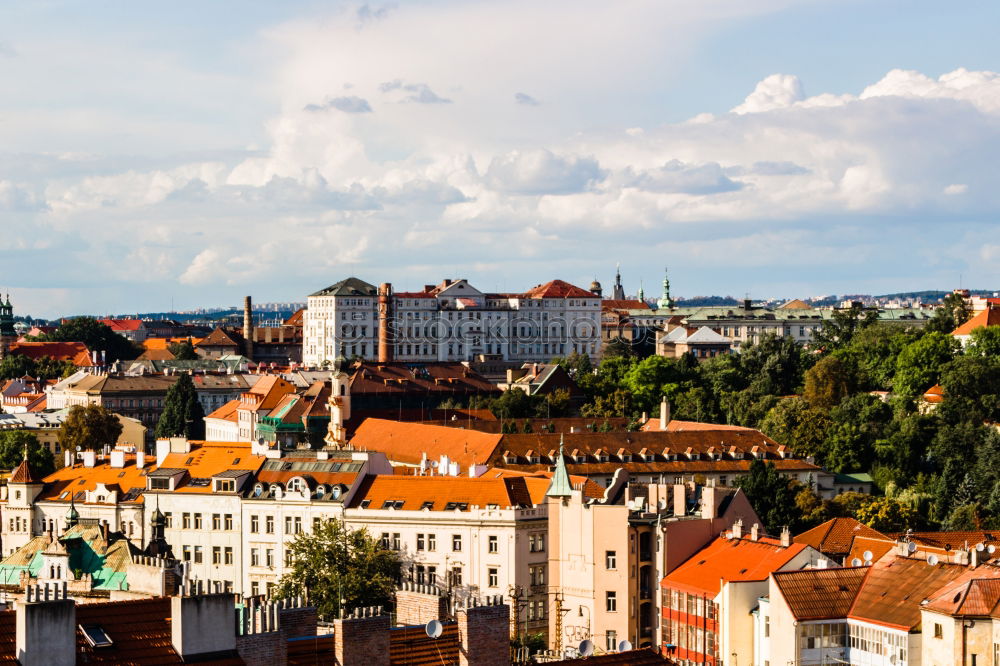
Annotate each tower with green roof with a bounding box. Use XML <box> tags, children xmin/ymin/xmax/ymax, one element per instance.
<box><xmin>0</xmin><ymin>294</ymin><xmax>15</xmax><ymax>358</ymax></box>
<box><xmin>656</xmin><ymin>268</ymin><xmax>674</xmax><ymax>310</ymax></box>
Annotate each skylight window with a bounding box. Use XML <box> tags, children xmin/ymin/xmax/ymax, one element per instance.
<box><xmin>421</xmin><ymin>501</ymin><xmax>435</xmax><ymax>510</ymax></box>
<box><xmin>80</xmin><ymin>624</ymin><xmax>113</xmax><ymax>648</ymax></box>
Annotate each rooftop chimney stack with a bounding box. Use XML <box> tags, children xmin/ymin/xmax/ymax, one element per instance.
<box><xmin>378</xmin><ymin>283</ymin><xmax>394</xmax><ymax>363</ymax></box>
<box><xmin>780</xmin><ymin>526</ymin><xmax>791</xmax><ymax>547</ymax></box>
<box><xmin>660</xmin><ymin>397</ymin><xmax>671</xmax><ymax>430</ymax></box>
<box><xmin>17</xmin><ymin>584</ymin><xmax>75</xmax><ymax>666</ymax></box>
<box><xmin>243</xmin><ymin>296</ymin><xmax>254</xmax><ymax>359</ymax></box>
<box><xmin>171</xmin><ymin>589</ymin><xmax>237</xmax><ymax>661</ymax></box>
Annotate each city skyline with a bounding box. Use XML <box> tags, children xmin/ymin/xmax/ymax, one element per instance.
<box><xmin>4</xmin><ymin>1</ymin><xmax>1000</xmax><ymax>317</ymax></box>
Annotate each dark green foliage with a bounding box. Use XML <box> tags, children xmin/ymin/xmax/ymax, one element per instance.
<box><xmin>155</xmin><ymin>373</ymin><xmax>206</xmax><ymax>440</ymax></box>
<box><xmin>168</xmin><ymin>339</ymin><xmax>199</xmax><ymax>360</ymax></box>
<box><xmin>31</xmin><ymin>317</ymin><xmax>142</xmax><ymax>362</ymax></box>
<box><xmin>925</xmin><ymin>292</ymin><xmax>971</xmax><ymax>334</ymax></box>
<box><xmin>0</xmin><ymin>431</ymin><xmax>55</xmax><ymax>476</ymax></box>
<box><xmin>734</xmin><ymin>459</ymin><xmax>803</xmax><ymax>533</ymax></box>
<box><xmin>892</xmin><ymin>332</ymin><xmax>959</xmax><ymax>397</ymax></box>
<box><xmin>274</xmin><ymin>519</ymin><xmax>401</xmax><ymax>620</ymax></box>
<box><xmin>810</xmin><ymin>304</ymin><xmax>880</xmax><ymax>351</ymax></box>
<box><xmin>0</xmin><ymin>354</ymin><xmax>77</xmax><ymax>381</ymax></box>
<box><xmin>58</xmin><ymin>404</ymin><xmax>123</xmax><ymax>453</ymax></box>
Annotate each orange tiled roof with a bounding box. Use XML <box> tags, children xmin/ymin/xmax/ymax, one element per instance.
<box><xmin>351</xmin><ymin>419</ymin><xmax>503</xmax><ymax>468</ymax></box>
<box><xmin>241</xmin><ymin>375</ymin><xmax>297</xmax><ymax>412</ymax></box>
<box><xmin>158</xmin><ymin>442</ymin><xmax>264</xmax><ymax>493</ymax></box>
<box><xmin>36</xmin><ymin>458</ymin><xmax>148</xmax><ymax>503</ymax></box>
<box><xmin>662</xmin><ymin>535</ymin><xmax>808</xmax><ymax>597</ymax></box>
<box><xmin>602</xmin><ymin>299</ymin><xmax>650</xmax><ymax>311</ymax></box>
<box><xmin>848</xmin><ymin>555</ymin><xmax>971</xmax><ymax>630</ymax></box>
<box><xmin>522</xmin><ymin>280</ymin><xmax>596</xmax><ymax>300</ymax></box>
<box><xmin>772</xmin><ymin>566</ymin><xmax>869</xmax><ymax>621</ymax></box>
<box><xmin>794</xmin><ymin>518</ymin><xmax>889</xmax><ymax>558</ymax></box>
<box><xmin>642</xmin><ymin>418</ymin><xmax>766</xmax><ymax>433</ymax></box>
<box><xmin>348</xmin><ymin>475</ymin><xmax>537</xmax><ymax>511</ymax></box>
<box><xmin>7</xmin><ymin>341</ymin><xmax>93</xmax><ymax>366</ymax></box>
<box><xmin>206</xmin><ymin>399</ymin><xmax>241</xmax><ymax>422</ymax></box>
<box><xmin>953</xmin><ymin>307</ymin><xmax>1000</xmax><ymax>336</ymax></box>
<box><xmin>142</xmin><ymin>337</ymin><xmax>204</xmax><ymax>351</ymax></box>
<box><xmin>284</xmin><ymin>308</ymin><xmax>305</xmax><ymax>326</ymax></box>
<box><xmin>924</xmin><ymin>566</ymin><xmax>1000</xmax><ymax>617</ymax></box>
<box><xmin>198</xmin><ymin>327</ymin><xmax>244</xmax><ymax>348</ymax></box>
<box><xmin>99</xmin><ymin>319</ymin><xmax>145</xmax><ymax>332</ymax></box>
<box><xmin>922</xmin><ymin>384</ymin><xmax>945</xmax><ymax>403</ymax></box>
<box><xmin>9</xmin><ymin>457</ymin><xmax>41</xmax><ymax>485</ymax></box>
<box><xmin>887</xmin><ymin>530</ymin><xmax>1000</xmax><ymax>551</ymax></box>
<box><xmin>480</xmin><ymin>467</ymin><xmax>607</xmax><ymax>500</ymax></box>
<box><xmin>137</xmin><ymin>348</ymin><xmax>176</xmax><ymax>361</ymax></box>
<box><xmin>845</xmin><ymin>536</ymin><xmax>896</xmax><ymax>565</ymax></box>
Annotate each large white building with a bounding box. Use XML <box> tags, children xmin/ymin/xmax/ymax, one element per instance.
<box><xmin>302</xmin><ymin>277</ymin><xmax>602</xmax><ymax>367</ymax></box>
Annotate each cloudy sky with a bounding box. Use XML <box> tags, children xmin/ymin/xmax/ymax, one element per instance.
<box><xmin>3</xmin><ymin>0</ymin><xmax>1000</xmax><ymax>318</ymax></box>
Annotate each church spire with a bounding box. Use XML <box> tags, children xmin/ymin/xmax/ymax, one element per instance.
<box><xmin>611</xmin><ymin>264</ymin><xmax>626</xmax><ymax>301</ymax></box>
<box><xmin>657</xmin><ymin>267</ymin><xmax>674</xmax><ymax>310</ymax></box>
<box><xmin>546</xmin><ymin>435</ymin><xmax>573</xmax><ymax>499</ymax></box>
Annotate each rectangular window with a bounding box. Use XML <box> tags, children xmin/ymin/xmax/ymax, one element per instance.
<box><xmin>380</xmin><ymin>533</ymin><xmax>390</xmax><ymax>549</ymax></box>
<box><xmin>392</xmin><ymin>533</ymin><xmax>401</xmax><ymax>550</ymax></box>
<box><xmin>212</xmin><ymin>547</ymin><xmax>221</xmax><ymax>564</ymax></box>
<box><xmin>934</xmin><ymin>623</ymin><xmax>943</xmax><ymax>638</ymax></box>
<box><xmin>225</xmin><ymin>514</ymin><xmax>233</xmax><ymax>530</ymax></box>
<box><xmin>606</xmin><ymin>630</ymin><xmax>617</xmax><ymax>652</ymax></box>
<box><xmin>265</xmin><ymin>516</ymin><xmax>274</xmax><ymax>534</ymax></box>
<box><xmin>606</xmin><ymin>591</ymin><xmax>617</xmax><ymax>612</ymax></box>
<box><xmin>266</xmin><ymin>549</ymin><xmax>274</xmax><ymax>567</ymax></box>
<box><xmin>193</xmin><ymin>546</ymin><xmax>203</xmax><ymax>564</ymax></box>
<box><xmin>488</xmin><ymin>535</ymin><xmax>498</xmax><ymax>553</ymax></box>
<box><xmin>250</xmin><ymin>515</ymin><xmax>259</xmax><ymax>533</ymax></box>
<box><xmin>417</xmin><ymin>534</ymin><xmax>425</xmax><ymax>551</ymax></box>
<box><xmin>164</xmin><ymin>512</ymin><xmax>172</xmax><ymax>528</ymax></box>
<box><xmin>453</xmin><ymin>534</ymin><xmax>462</xmax><ymax>551</ymax></box>
<box><xmin>285</xmin><ymin>516</ymin><xmax>293</xmax><ymax>533</ymax></box>
<box><xmin>194</xmin><ymin>514</ymin><xmax>202</xmax><ymax>530</ymax></box>
<box><xmin>488</xmin><ymin>568</ymin><xmax>499</xmax><ymax>587</ymax></box>
<box><xmin>182</xmin><ymin>513</ymin><xmax>191</xmax><ymax>529</ymax></box>
<box><xmin>224</xmin><ymin>547</ymin><xmax>233</xmax><ymax>565</ymax></box>
<box><xmin>606</xmin><ymin>550</ymin><xmax>617</xmax><ymax>569</ymax></box>
<box><xmin>428</xmin><ymin>534</ymin><xmax>437</xmax><ymax>551</ymax></box>
<box><xmin>212</xmin><ymin>514</ymin><xmax>221</xmax><ymax>530</ymax></box>
<box><xmin>251</xmin><ymin>548</ymin><xmax>260</xmax><ymax>566</ymax></box>
<box><xmin>182</xmin><ymin>545</ymin><xmax>191</xmax><ymax>562</ymax></box>
<box><xmin>294</xmin><ymin>517</ymin><xmax>302</xmax><ymax>534</ymax></box>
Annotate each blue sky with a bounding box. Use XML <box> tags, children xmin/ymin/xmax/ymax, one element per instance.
<box><xmin>3</xmin><ymin>1</ymin><xmax>1000</xmax><ymax>317</ymax></box>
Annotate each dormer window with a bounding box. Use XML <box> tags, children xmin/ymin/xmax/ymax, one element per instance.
<box><xmin>149</xmin><ymin>478</ymin><xmax>170</xmax><ymax>490</ymax></box>
<box><xmin>382</xmin><ymin>500</ymin><xmax>404</xmax><ymax>510</ymax></box>
<box><xmin>214</xmin><ymin>479</ymin><xmax>235</xmax><ymax>492</ymax></box>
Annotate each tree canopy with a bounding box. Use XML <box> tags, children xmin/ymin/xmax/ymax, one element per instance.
<box><xmin>274</xmin><ymin>519</ymin><xmax>401</xmax><ymax>619</ymax></box>
<box><xmin>155</xmin><ymin>373</ymin><xmax>205</xmax><ymax>440</ymax></box>
<box><xmin>0</xmin><ymin>431</ymin><xmax>55</xmax><ymax>476</ymax></box>
<box><xmin>58</xmin><ymin>404</ymin><xmax>123</xmax><ymax>453</ymax></box>
<box><xmin>30</xmin><ymin>317</ymin><xmax>142</xmax><ymax>362</ymax></box>
<box><xmin>168</xmin><ymin>339</ymin><xmax>199</xmax><ymax>361</ymax></box>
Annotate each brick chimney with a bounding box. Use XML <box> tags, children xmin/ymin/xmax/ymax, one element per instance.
<box><xmin>17</xmin><ymin>583</ymin><xmax>75</xmax><ymax>666</ymax></box>
<box><xmin>171</xmin><ymin>586</ymin><xmax>237</xmax><ymax>661</ymax></box>
<box><xmin>750</xmin><ymin>523</ymin><xmax>759</xmax><ymax>542</ymax></box>
<box><xmin>378</xmin><ymin>283</ymin><xmax>394</xmax><ymax>363</ymax></box>
<box><xmin>731</xmin><ymin>518</ymin><xmax>743</xmax><ymax>540</ymax></box>
<box><xmin>457</xmin><ymin>596</ymin><xmax>508</xmax><ymax>666</ymax></box>
<box><xmin>333</xmin><ymin>606</ymin><xmax>390</xmax><ymax>666</ymax></box>
<box><xmin>659</xmin><ymin>397</ymin><xmax>671</xmax><ymax>430</ymax></box>
<box><xmin>780</xmin><ymin>526</ymin><xmax>791</xmax><ymax>547</ymax></box>
<box><xmin>244</xmin><ymin>296</ymin><xmax>254</xmax><ymax>359</ymax></box>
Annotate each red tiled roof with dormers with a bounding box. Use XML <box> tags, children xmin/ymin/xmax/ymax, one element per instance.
<box><xmin>7</xmin><ymin>342</ymin><xmax>94</xmax><ymax>367</ymax></box>
<box><xmin>347</xmin><ymin>475</ymin><xmax>541</xmax><ymax>511</ymax></box>
<box><xmin>521</xmin><ymin>280</ymin><xmax>596</xmax><ymax>300</ymax></box>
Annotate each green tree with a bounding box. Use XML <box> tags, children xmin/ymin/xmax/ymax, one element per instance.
<box><xmin>34</xmin><ymin>356</ymin><xmax>78</xmax><ymax>380</ymax></box>
<box><xmin>58</xmin><ymin>404</ymin><xmax>123</xmax><ymax>452</ymax></box>
<box><xmin>734</xmin><ymin>459</ymin><xmax>803</xmax><ymax>532</ymax></box>
<box><xmin>739</xmin><ymin>333</ymin><xmax>809</xmax><ymax>396</ymax></box>
<box><xmin>852</xmin><ymin>495</ymin><xmax>920</xmax><ymax>532</ymax></box>
<box><xmin>580</xmin><ymin>389</ymin><xmax>633</xmax><ymax>419</ymax></box>
<box><xmin>926</xmin><ymin>292</ymin><xmax>971</xmax><ymax>334</ymax></box>
<box><xmin>33</xmin><ymin>317</ymin><xmax>142</xmax><ymax>362</ymax></box>
<box><xmin>0</xmin><ymin>431</ymin><xmax>55</xmax><ymax>476</ymax></box>
<box><xmin>490</xmin><ymin>389</ymin><xmax>538</xmax><ymax>420</ymax></box>
<box><xmin>168</xmin><ymin>339</ymin><xmax>199</xmax><ymax>360</ymax></box>
<box><xmin>892</xmin><ymin>332</ymin><xmax>959</xmax><ymax>397</ymax></box>
<box><xmin>759</xmin><ymin>397</ymin><xmax>831</xmax><ymax>458</ymax></box>
<box><xmin>539</xmin><ymin>388</ymin><xmax>571</xmax><ymax>419</ymax></box>
<box><xmin>821</xmin><ymin>394</ymin><xmax>892</xmax><ymax>472</ymax></box>
<box><xmin>0</xmin><ymin>354</ymin><xmax>36</xmax><ymax>380</ymax></box>
<box><xmin>833</xmin><ymin>324</ymin><xmax>916</xmax><ymax>391</ymax></box>
<box><xmin>275</xmin><ymin>519</ymin><xmax>401</xmax><ymax>620</ymax></box>
<box><xmin>621</xmin><ymin>356</ymin><xmax>693</xmax><ymax>414</ymax></box>
<box><xmin>937</xmin><ymin>355</ymin><xmax>1000</xmax><ymax>424</ymax></box>
<box><xmin>803</xmin><ymin>355</ymin><xmax>855</xmax><ymax>409</ymax></box>
<box><xmin>966</xmin><ymin>326</ymin><xmax>1000</xmax><ymax>358</ymax></box>
<box><xmin>156</xmin><ymin>374</ymin><xmax>206</xmax><ymax>439</ymax></box>
<box><xmin>810</xmin><ymin>304</ymin><xmax>880</xmax><ymax>351</ymax></box>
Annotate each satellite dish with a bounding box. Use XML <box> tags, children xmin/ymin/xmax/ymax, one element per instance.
<box><xmin>425</xmin><ymin>619</ymin><xmax>442</xmax><ymax>639</ymax></box>
<box><xmin>578</xmin><ymin>640</ymin><xmax>594</xmax><ymax>657</ymax></box>
<box><xmin>977</xmin><ymin>543</ymin><xmax>985</xmax><ymax>552</ymax></box>
<box><xmin>927</xmin><ymin>554</ymin><xmax>939</xmax><ymax>566</ymax></box>
<box><xmin>851</xmin><ymin>558</ymin><xmax>862</xmax><ymax>567</ymax></box>
<box><xmin>862</xmin><ymin>550</ymin><xmax>873</xmax><ymax>562</ymax></box>
<box><xmin>907</xmin><ymin>542</ymin><xmax>917</xmax><ymax>554</ymax></box>
<box><xmin>989</xmin><ymin>545</ymin><xmax>996</xmax><ymax>554</ymax></box>
<box><xmin>429</xmin><ymin>461</ymin><xmax>439</xmax><ymax>468</ymax></box>
<box><xmin>257</xmin><ymin>438</ymin><xmax>265</xmax><ymax>446</ymax></box>
<box><xmin>617</xmin><ymin>640</ymin><xmax>633</xmax><ymax>652</ymax></box>
<box><xmin>864</xmin><ymin>560</ymin><xmax>873</xmax><ymax>566</ymax></box>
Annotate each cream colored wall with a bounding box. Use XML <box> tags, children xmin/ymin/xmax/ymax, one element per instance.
<box><xmin>921</xmin><ymin>611</ymin><xmax>995</xmax><ymax>666</ymax></box>
<box><xmin>721</xmin><ymin>580</ymin><xmax>769</xmax><ymax>665</ymax></box>
<box><xmin>592</xmin><ymin>504</ymin><xmax>629</xmax><ymax>648</ymax></box>
<box><xmin>767</xmin><ymin>576</ymin><xmax>798</xmax><ymax>666</ymax></box>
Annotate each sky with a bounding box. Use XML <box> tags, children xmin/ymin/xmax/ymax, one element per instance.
<box><xmin>3</xmin><ymin>0</ymin><xmax>1000</xmax><ymax>318</ymax></box>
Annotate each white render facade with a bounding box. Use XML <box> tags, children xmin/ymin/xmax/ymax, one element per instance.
<box><xmin>303</xmin><ymin>277</ymin><xmax>602</xmax><ymax>367</ymax></box>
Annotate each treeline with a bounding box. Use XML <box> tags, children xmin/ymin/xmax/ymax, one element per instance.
<box><xmin>556</xmin><ymin>297</ymin><xmax>1000</xmax><ymax>533</ymax></box>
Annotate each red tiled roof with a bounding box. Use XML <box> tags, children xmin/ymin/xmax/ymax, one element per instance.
<box><xmin>772</xmin><ymin>566</ymin><xmax>869</xmax><ymax>620</ymax></box>
<box><xmin>522</xmin><ymin>280</ymin><xmax>596</xmax><ymax>299</ymax></box>
<box><xmin>922</xmin><ymin>384</ymin><xmax>945</xmax><ymax>403</ymax></box>
<box><xmin>198</xmin><ymin>327</ymin><xmax>244</xmax><ymax>348</ymax></box>
<box><xmin>662</xmin><ymin>535</ymin><xmax>808</xmax><ymax>597</ymax></box>
<box><xmin>9</xmin><ymin>457</ymin><xmax>40</xmax><ymax>484</ymax></box>
<box><xmin>351</xmin><ymin>419</ymin><xmax>503</xmax><ymax>468</ymax></box>
<box><xmin>347</xmin><ymin>362</ymin><xmax>498</xmax><ymax>397</ymax></box>
<box><xmin>8</xmin><ymin>341</ymin><xmax>94</xmax><ymax>366</ymax></box>
<box><xmin>554</xmin><ymin>648</ymin><xmax>674</xmax><ymax>665</ymax></box>
<box><xmin>392</xmin><ymin>292</ymin><xmax>437</xmax><ymax>299</ymax></box>
<box><xmin>348</xmin><ymin>475</ymin><xmax>537</xmax><ymax>511</ymax></box>
<box><xmin>602</xmin><ymin>300</ymin><xmax>651</xmax><ymax>311</ymax></box>
<box><xmin>953</xmin><ymin>307</ymin><xmax>1000</xmax><ymax>336</ymax></box>
<box><xmin>284</xmin><ymin>308</ymin><xmax>305</xmax><ymax>326</ymax></box>
<box><xmin>206</xmin><ymin>399</ymin><xmax>241</xmax><ymax>422</ymax></box>
<box><xmin>845</xmin><ymin>536</ymin><xmax>896</xmax><ymax>566</ymax></box>
<box><xmin>36</xmin><ymin>458</ymin><xmax>148</xmax><ymax>503</ymax></box>
<box><xmin>848</xmin><ymin>555</ymin><xmax>970</xmax><ymax>630</ymax></box>
<box><xmin>887</xmin><ymin>530</ymin><xmax>1000</xmax><ymax>551</ymax></box>
<box><xmin>99</xmin><ymin>319</ymin><xmax>145</xmax><ymax>332</ymax></box>
<box><xmin>794</xmin><ymin>518</ymin><xmax>889</xmax><ymax>558</ymax></box>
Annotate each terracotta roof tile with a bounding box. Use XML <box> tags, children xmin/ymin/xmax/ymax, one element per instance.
<box><xmin>925</xmin><ymin>569</ymin><xmax>1000</xmax><ymax>616</ymax></box>
<box><xmin>37</xmin><ymin>458</ymin><xmax>148</xmax><ymax>503</ymax></box>
<box><xmin>848</xmin><ymin>556</ymin><xmax>970</xmax><ymax>630</ymax></box>
<box><xmin>351</xmin><ymin>419</ymin><xmax>503</xmax><ymax>468</ymax></box>
<box><xmin>348</xmin><ymin>475</ymin><xmax>537</xmax><ymax>511</ymax></box>
<box><xmin>953</xmin><ymin>307</ymin><xmax>1000</xmax><ymax>336</ymax></box>
<box><xmin>794</xmin><ymin>518</ymin><xmax>889</xmax><ymax>558</ymax></box>
<box><xmin>772</xmin><ymin>566</ymin><xmax>868</xmax><ymax>620</ymax></box>
<box><xmin>8</xmin><ymin>341</ymin><xmax>94</xmax><ymax>367</ymax></box>
<box><xmin>206</xmin><ymin>399</ymin><xmax>241</xmax><ymax>422</ymax></box>
<box><xmin>554</xmin><ymin>648</ymin><xmax>673</xmax><ymax>665</ymax></box>
<box><xmin>157</xmin><ymin>442</ymin><xmax>264</xmax><ymax>494</ymax></box>
<box><xmin>662</xmin><ymin>536</ymin><xmax>808</xmax><ymax>597</ymax></box>
<box><xmin>522</xmin><ymin>279</ymin><xmax>597</xmax><ymax>299</ymax></box>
